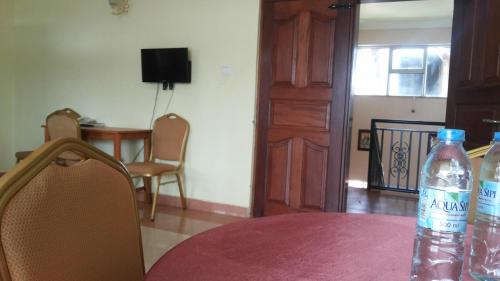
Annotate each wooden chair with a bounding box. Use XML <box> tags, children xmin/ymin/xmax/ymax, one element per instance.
<box><xmin>127</xmin><ymin>113</ymin><xmax>189</xmax><ymax>221</ymax></box>
<box><xmin>46</xmin><ymin>108</ymin><xmax>83</xmax><ymax>163</ymax></box>
<box><xmin>466</xmin><ymin>145</ymin><xmax>491</xmax><ymax>224</ymax></box>
<box><xmin>0</xmin><ymin>138</ymin><xmax>144</xmax><ymax>281</ymax></box>
<box><xmin>45</xmin><ymin>108</ymin><xmax>82</xmax><ymax>140</ymax></box>
<box><xmin>15</xmin><ymin>108</ymin><xmax>81</xmax><ymax>163</ymax></box>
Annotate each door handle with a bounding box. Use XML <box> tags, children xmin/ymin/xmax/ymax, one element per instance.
<box><xmin>328</xmin><ymin>3</ymin><xmax>352</xmax><ymax>9</ymax></box>
<box><xmin>483</xmin><ymin>119</ymin><xmax>500</xmax><ymax>131</ymax></box>
<box><xmin>483</xmin><ymin>119</ymin><xmax>500</xmax><ymax>124</ymax></box>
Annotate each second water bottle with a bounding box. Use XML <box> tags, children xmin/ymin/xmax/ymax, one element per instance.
<box><xmin>469</xmin><ymin>132</ymin><xmax>500</xmax><ymax>280</ymax></box>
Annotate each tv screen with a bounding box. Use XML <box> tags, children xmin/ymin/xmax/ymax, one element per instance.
<box><xmin>141</xmin><ymin>48</ymin><xmax>191</xmax><ymax>84</ymax></box>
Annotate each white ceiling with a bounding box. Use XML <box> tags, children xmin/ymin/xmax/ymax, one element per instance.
<box><xmin>359</xmin><ymin>0</ymin><xmax>454</xmax><ymax>30</ymax></box>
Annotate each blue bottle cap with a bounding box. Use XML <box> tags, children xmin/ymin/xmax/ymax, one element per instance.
<box><xmin>437</xmin><ymin>128</ymin><xmax>465</xmax><ymax>142</ymax></box>
<box><xmin>494</xmin><ymin>132</ymin><xmax>500</xmax><ymax>141</ymax></box>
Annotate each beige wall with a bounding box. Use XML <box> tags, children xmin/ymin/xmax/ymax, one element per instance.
<box><xmin>358</xmin><ymin>27</ymin><xmax>452</xmax><ymax>46</ymax></box>
<box><xmin>0</xmin><ymin>0</ymin><xmax>15</xmax><ymax>171</ymax></box>
<box><xmin>348</xmin><ymin>27</ymin><xmax>451</xmax><ymax>186</ymax></box>
<box><xmin>10</xmin><ymin>0</ymin><xmax>260</xmax><ymax>209</ymax></box>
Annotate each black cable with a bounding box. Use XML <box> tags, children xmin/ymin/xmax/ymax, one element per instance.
<box><xmin>130</xmin><ymin>83</ymin><xmax>161</xmax><ymax>163</ymax></box>
<box><xmin>163</xmin><ymin>88</ymin><xmax>175</xmax><ymax>114</ymax></box>
<box><xmin>149</xmin><ymin>83</ymin><xmax>161</xmax><ymax>129</ymax></box>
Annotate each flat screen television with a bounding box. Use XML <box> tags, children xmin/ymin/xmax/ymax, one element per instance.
<box><xmin>141</xmin><ymin>48</ymin><xmax>191</xmax><ymax>90</ymax></box>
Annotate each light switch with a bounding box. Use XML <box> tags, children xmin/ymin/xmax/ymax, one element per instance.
<box><xmin>221</xmin><ymin>65</ymin><xmax>233</xmax><ymax>76</ymax></box>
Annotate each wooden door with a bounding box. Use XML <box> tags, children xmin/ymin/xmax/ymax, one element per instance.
<box><xmin>253</xmin><ymin>0</ymin><xmax>355</xmax><ymax>216</ymax></box>
<box><xmin>446</xmin><ymin>0</ymin><xmax>500</xmax><ymax>149</ymax></box>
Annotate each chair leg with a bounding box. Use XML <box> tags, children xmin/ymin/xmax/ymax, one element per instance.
<box><xmin>175</xmin><ymin>172</ymin><xmax>187</xmax><ymax>209</ymax></box>
<box><xmin>143</xmin><ymin>177</ymin><xmax>153</xmax><ymax>203</ymax></box>
<box><xmin>150</xmin><ymin>176</ymin><xmax>162</xmax><ymax>221</ymax></box>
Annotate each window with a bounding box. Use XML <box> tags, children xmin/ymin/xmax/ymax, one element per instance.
<box><xmin>352</xmin><ymin>46</ymin><xmax>450</xmax><ymax>97</ymax></box>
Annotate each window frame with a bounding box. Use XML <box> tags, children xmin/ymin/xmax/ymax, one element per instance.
<box><xmin>353</xmin><ymin>44</ymin><xmax>450</xmax><ymax>98</ymax></box>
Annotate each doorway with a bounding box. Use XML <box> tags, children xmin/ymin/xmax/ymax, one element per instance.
<box><xmin>252</xmin><ymin>0</ymin><xmax>456</xmax><ymax>217</ymax></box>
<box><xmin>346</xmin><ymin>0</ymin><xmax>454</xmax><ymax>216</ymax></box>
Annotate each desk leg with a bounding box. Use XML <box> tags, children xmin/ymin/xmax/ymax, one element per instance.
<box><xmin>143</xmin><ymin>134</ymin><xmax>152</xmax><ymax>203</ymax></box>
<box><xmin>143</xmin><ymin>177</ymin><xmax>153</xmax><ymax>204</ymax></box>
<box><xmin>113</xmin><ymin>135</ymin><xmax>121</xmax><ymax>161</ymax></box>
<box><xmin>143</xmin><ymin>134</ymin><xmax>151</xmax><ymax>162</ymax></box>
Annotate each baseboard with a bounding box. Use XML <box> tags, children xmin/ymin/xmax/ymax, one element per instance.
<box><xmin>136</xmin><ymin>191</ymin><xmax>250</xmax><ymax>218</ymax></box>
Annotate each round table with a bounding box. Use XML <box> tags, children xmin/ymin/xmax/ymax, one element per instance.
<box><xmin>145</xmin><ymin>213</ymin><xmax>475</xmax><ymax>281</ymax></box>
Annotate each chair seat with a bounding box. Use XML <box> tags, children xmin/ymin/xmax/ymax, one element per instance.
<box><xmin>126</xmin><ymin>162</ymin><xmax>177</xmax><ymax>176</ymax></box>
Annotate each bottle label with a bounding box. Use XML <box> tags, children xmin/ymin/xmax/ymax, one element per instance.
<box><xmin>417</xmin><ymin>187</ymin><xmax>470</xmax><ymax>233</ymax></box>
<box><xmin>477</xmin><ymin>180</ymin><xmax>500</xmax><ymax>216</ymax></box>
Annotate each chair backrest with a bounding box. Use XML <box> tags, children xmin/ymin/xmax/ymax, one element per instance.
<box><xmin>59</xmin><ymin>107</ymin><xmax>81</xmax><ymax>119</ymax></box>
<box><xmin>151</xmin><ymin>113</ymin><xmax>189</xmax><ymax>165</ymax></box>
<box><xmin>468</xmin><ymin>157</ymin><xmax>482</xmax><ymax>224</ymax></box>
<box><xmin>0</xmin><ymin>138</ymin><xmax>145</xmax><ymax>281</ymax></box>
<box><xmin>46</xmin><ymin>108</ymin><xmax>81</xmax><ymax>140</ymax></box>
<box><xmin>466</xmin><ymin>145</ymin><xmax>492</xmax><ymax>224</ymax></box>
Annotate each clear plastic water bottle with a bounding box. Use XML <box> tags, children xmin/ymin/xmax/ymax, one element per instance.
<box><xmin>469</xmin><ymin>132</ymin><xmax>500</xmax><ymax>280</ymax></box>
<box><xmin>411</xmin><ymin>129</ymin><xmax>473</xmax><ymax>281</ymax></box>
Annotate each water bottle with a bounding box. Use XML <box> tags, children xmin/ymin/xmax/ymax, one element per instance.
<box><xmin>469</xmin><ymin>132</ymin><xmax>500</xmax><ymax>280</ymax></box>
<box><xmin>411</xmin><ymin>129</ymin><xmax>473</xmax><ymax>281</ymax></box>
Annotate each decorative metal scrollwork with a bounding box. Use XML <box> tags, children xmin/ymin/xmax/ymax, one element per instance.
<box><xmin>390</xmin><ymin>141</ymin><xmax>409</xmax><ymax>178</ymax></box>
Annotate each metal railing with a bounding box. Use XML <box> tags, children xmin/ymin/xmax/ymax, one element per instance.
<box><xmin>368</xmin><ymin>119</ymin><xmax>445</xmax><ymax>193</ymax></box>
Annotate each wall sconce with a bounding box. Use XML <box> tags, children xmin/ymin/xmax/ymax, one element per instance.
<box><xmin>109</xmin><ymin>0</ymin><xmax>129</xmax><ymax>15</ymax></box>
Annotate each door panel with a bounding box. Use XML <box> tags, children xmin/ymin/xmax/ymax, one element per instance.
<box><xmin>453</xmin><ymin>0</ymin><xmax>480</xmax><ymax>87</ymax></box>
<box><xmin>454</xmin><ymin>105</ymin><xmax>497</xmax><ymax>148</ymax></box>
<box><xmin>309</xmin><ymin>14</ymin><xmax>335</xmax><ymax>87</ymax></box>
<box><xmin>269</xmin><ymin>87</ymin><xmax>333</xmax><ymax>100</ymax></box>
<box><xmin>253</xmin><ymin>0</ymin><xmax>355</xmax><ymax>216</ymax></box>
<box><xmin>446</xmin><ymin>0</ymin><xmax>500</xmax><ymax>149</ymax></box>
<box><xmin>302</xmin><ymin>140</ymin><xmax>328</xmax><ymax>209</ymax></box>
<box><xmin>274</xmin><ymin>18</ymin><xmax>298</xmax><ymax>84</ymax></box>
<box><xmin>482</xmin><ymin>1</ymin><xmax>500</xmax><ymax>85</ymax></box>
<box><xmin>268</xmin><ymin>129</ymin><xmax>329</xmax><ymax>147</ymax></box>
<box><xmin>266</xmin><ymin>139</ymin><xmax>292</xmax><ymax>205</ymax></box>
<box><xmin>271</xmin><ymin>100</ymin><xmax>330</xmax><ymax>130</ymax></box>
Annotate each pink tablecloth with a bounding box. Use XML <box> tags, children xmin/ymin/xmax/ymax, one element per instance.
<box><xmin>145</xmin><ymin>213</ymin><xmax>475</xmax><ymax>281</ymax></box>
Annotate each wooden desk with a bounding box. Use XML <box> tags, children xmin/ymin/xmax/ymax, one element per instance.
<box><xmin>44</xmin><ymin>126</ymin><xmax>152</xmax><ymax>162</ymax></box>
<box><xmin>43</xmin><ymin>125</ymin><xmax>153</xmax><ymax>202</ymax></box>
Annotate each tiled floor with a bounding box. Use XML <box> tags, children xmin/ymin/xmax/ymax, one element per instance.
<box><xmin>138</xmin><ymin>202</ymin><xmax>244</xmax><ymax>270</ymax></box>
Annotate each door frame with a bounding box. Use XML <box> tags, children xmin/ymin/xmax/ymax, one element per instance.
<box><xmin>251</xmin><ymin>0</ymin><xmax>358</xmax><ymax>216</ymax></box>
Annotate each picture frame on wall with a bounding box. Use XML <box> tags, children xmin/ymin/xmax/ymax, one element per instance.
<box><xmin>358</xmin><ymin>129</ymin><xmax>371</xmax><ymax>151</ymax></box>
<box><xmin>427</xmin><ymin>132</ymin><xmax>438</xmax><ymax>154</ymax></box>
